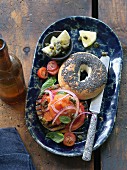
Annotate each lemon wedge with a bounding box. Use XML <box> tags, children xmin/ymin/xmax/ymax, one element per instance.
<box><xmin>42</xmin><ymin>44</ymin><xmax>54</xmax><ymax>57</ymax></box>
<box><xmin>42</xmin><ymin>30</ymin><xmax>71</xmax><ymax>57</ymax></box>
<box><xmin>42</xmin><ymin>43</ymin><xmax>61</xmax><ymax>57</ymax></box>
<box><xmin>50</xmin><ymin>36</ymin><xmax>57</xmax><ymax>44</ymax></box>
<box><xmin>57</xmin><ymin>30</ymin><xmax>70</xmax><ymax>46</ymax></box>
<box><xmin>79</xmin><ymin>30</ymin><xmax>97</xmax><ymax>48</ymax></box>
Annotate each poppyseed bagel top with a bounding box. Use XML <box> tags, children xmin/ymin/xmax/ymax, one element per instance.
<box><xmin>58</xmin><ymin>52</ymin><xmax>107</xmax><ymax>100</ymax></box>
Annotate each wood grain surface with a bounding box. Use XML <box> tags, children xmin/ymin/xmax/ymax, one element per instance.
<box><xmin>0</xmin><ymin>1</ymin><xmax>94</xmax><ymax>170</ymax></box>
<box><xmin>1</xmin><ymin>1</ymin><xmax>126</xmax><ymax>170</ymax></box>
<box><xmin>98</xmin><ymin>1</ymin><xmax>127</xmax><ymax>170</ymax></box>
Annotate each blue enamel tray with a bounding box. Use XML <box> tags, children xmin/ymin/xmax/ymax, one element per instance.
<box><xmin>25</xmin><ymin>16</ymin><xmax>123</xmax><ymax>156</ymax></box>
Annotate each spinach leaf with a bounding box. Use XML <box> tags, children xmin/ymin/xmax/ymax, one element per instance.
<box><xmin>46</xmin><ymin>132</ymin><xmax>64</xmax><ymax>143</ymax></box>
<box><xmin>39</xmin><ymin>77</ymin><xmax>57</xmax><ymax>95</ymax></box>
<box><xmin>57</xmin><ymin>91</ymin><xmax>67</xmax><ymax>95</ymax></box>
<box><xmin>59</xmin><ymin>116</ymin><xmax>71</xmax><ymax>124</ymax></box>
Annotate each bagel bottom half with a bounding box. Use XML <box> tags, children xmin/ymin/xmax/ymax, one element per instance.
<box><xmin>58</xmin><ymin>52</ymin><xmax>107</xmax><ymax>100</ymax></box>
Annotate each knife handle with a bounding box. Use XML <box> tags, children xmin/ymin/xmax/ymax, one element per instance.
<box><xmin>82</xmin><ymin>114</ymin><xmax>97</xmax><ymax>161</ymax></box>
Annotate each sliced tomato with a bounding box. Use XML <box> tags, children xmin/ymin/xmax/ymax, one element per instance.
<box><xmin>37</xmin><ymin>67</ymin><xmax>48</xmax><ymax>79</ymax></box>
<box><xmin>71</xmin><ymin>114</ymin><xmax>86</xmax><ymax>131</ymax></box>
<box><xmin>48</xmin><ymin>68</ymin><xmax>59</xmax><ymax>75</ymax></box>
<box><xmin>61</xmin><ymin>102</ymin><xmax>86</xmax><ymax>132</ymax></box>
<box><xmin>63</xmin><ymin>132</ymin><xmax>76</xmax><ymax>146</ymax></box>
<box><xmin>80</xmin><ymin>101</ymin><xmax>88</xmax><ymax>112</ymax></box>
<box><xmin>62</xmin><ymin>114</ymin><xmax>85</xmax><ymax>132</ymax></box>
<box><xmin>47</xmin><ymin>61</ymin><xmax>58</xmax><ymax>71</ymax></box>
<box><xmin>71</xmin><ymin>102</ymin><xmax>86</xmax><ymax>131</ymax></box>
<box><xmin>79</xmin><ymin>102</ymin><xmax>85</xmax><ymax>112</ymax></box>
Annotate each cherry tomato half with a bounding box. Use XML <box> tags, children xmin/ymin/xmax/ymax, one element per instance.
<box><xmin>47</xmin><ymin>61</ymin><xmax>58</xmax><ymax>71</ymax></box>
<box><xmin>48</xmin><ymin>68</ymin><xmax>59</xmax><ymax>75</ymax></box>
<box><xmin>63</xmin><ymin>132</ymin><xmax>76</xmax><ymax>146</ymax></box>
<box><xmin>37</xmin><ymin>67</ymin><xmax>48</xmax><ymax>79</ymax></box>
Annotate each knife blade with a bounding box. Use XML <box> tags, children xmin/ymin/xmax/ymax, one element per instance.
<box><xmin>82</xmin><ymin>55</ymin><xmax>110</xmax><ymax>161</ymax></box>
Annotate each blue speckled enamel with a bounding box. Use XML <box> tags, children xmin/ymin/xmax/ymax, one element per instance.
<box><xmin>25</xmin><ymin>16</ymin><xmax>123</xmax><ymax>156</ymax></box>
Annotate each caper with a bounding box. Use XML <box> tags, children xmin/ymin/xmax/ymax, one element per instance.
<box><xmin>45</xmin><ymin>43</ymin><xmax>49</xmax><ymax>46</ymax></box>
<box><xmin>69</xmin><ymin>97</ymin><xmax>76</xmax><ymax>105</ymax></box>
<box><xmin>77</xmin><ymin>135</ymin><xmax>84</xmax><ymax>141</ymax></box>
<box><xmin>56</xmin><ymin>41</ymin><xmax>61</xmax><ymax>45</ymax></box>
<box><xmin>56</xmin><ymin>49</ymin><xmax>61</xmax><ymax>54</ymax></box>
<box><xmin>62</xmin><ymin>51</ymin><xmax>66</xmax><ymax>55</ymax></box>
<box><xmin>94</xmin><ymin>42</ymin><xmax>100</xmax><ymax>48</ymax></box>
<box><xmin>53</xmin><ymin>51</ymin><xmax>56</xmax><ymax>56</ymax></box>
<box><xmin>56</xmin><ymin>44</ymin><xmax>61</xmax><ymax>50</ymax></box>
<box><xmin>83</xmin><ymin>36</ymin><xmax>88</xmax><ymax>40</ymax></box>
<box><xmin>50</xmin><ymin>45</ymin><xmax>54</xmax><ymax>50</ymax></box>
<box><xmin>102</xmin><ymin>52</ymin><xmax>108</xmax><ymax>56</ymax></box>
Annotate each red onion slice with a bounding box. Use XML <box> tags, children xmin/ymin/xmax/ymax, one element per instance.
<box><xmin>50</xmin><ymin>94</ymin><xmax>70</xmax><ymax>113</ymax></box>
<box><xmin>52</xmin><ymin>106</ymin><xmax>76</xmax><ymax>125</ymax></box>
<box><xmin>52</xmin><ymin>94</ymin><xmax>69</xmax><ymax>105</ymax></box>
<box><xmin>54</xmin><ymin>89</ymin><xmax>79</xmax><ymax>117</ymax></box>
<box><xmin>50</xmin><ymin>104</ymin><xmax>59</xmax><ymax>113</ymax></box>
<box><xmin>43</xmin><ymin>90</ymin><xmax>54</xmax><ymax>112</ymax></box>
<box><xmin>69</xmin><ymin>112</ymin><xmax>91</xmax><ymax>132</ymax></box>
<box><xmin>44</xmin><ymin>90</ymin><xmax>54</xmax><ymax>101</ymax></box>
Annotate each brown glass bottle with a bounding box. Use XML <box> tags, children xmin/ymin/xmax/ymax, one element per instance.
<box><xmin>0</xmin><ymin>38</ymin><xmax>26</xmax><ymax>104</ymax></box>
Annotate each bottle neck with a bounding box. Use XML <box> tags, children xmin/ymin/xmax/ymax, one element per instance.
<box><xmin>0</xmin><ymin>38</ymin><xmax>12</xmax><ymax>70</ymax></box>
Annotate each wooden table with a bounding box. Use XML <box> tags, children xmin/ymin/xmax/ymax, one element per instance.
<box><xmin>0</xmin><ymin>1</ymin><xmax>127</xmax><ymax>169</ymax></box>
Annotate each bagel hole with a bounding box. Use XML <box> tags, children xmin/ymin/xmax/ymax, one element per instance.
<box><xmin>79</xmin><ymin>64</ymin><xmax>92</xmax><ymax>82</ymax></box>
<box><xmin>80</xmin><ymin>70</ymin><xmax>88</xmax><ymax>81</ymax></box>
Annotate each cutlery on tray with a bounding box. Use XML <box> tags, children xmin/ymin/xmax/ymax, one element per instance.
<box><xmin>82</xmin><ymin>55</ymin><xmax>110</xmax><ymax>161</ymax></box>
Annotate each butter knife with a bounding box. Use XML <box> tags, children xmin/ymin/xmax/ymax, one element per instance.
<box><xmin>82</xmin><ymin>55</ymin><xmax>110</xmax><ymax>161</ymax></box>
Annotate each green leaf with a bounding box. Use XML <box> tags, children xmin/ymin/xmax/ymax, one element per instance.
<box><xmin>39</xmin><ymin>77</ymin><xmax>57</xmax><ymax>95</ymax></box>
<box><xmin>59</xmin><ymin>116</ymin><xmax>71</xmax><ymax>124</ymax></box>
<box><xmin>57</xmin><ymin>91</ymin><xmax>67</xmax><ymax>95</ymax></box>
<box><xmin>46</xmin><ymin>132</ymin><xmax>64</xmax><ymax>143</ymax></box>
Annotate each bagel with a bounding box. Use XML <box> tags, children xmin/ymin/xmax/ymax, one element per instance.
<box><xmin>36</xmin><ymin>84</ymin><xmax>88</xmax><ymax>132</ymax></box>
<box><xmin>58</xmin><ymin>52</ymin><xmax>107</xmax><ymax>100</ymax></box>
